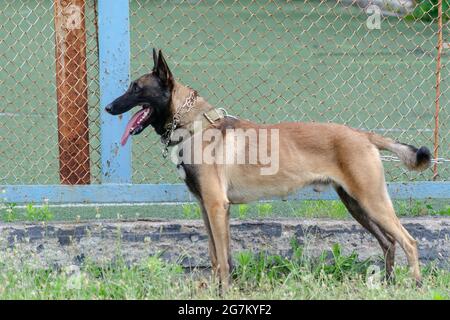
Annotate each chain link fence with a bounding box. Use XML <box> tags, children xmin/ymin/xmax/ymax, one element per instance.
<box><xmin>0</xmin><ymin>0</ymin><xmax>101</xmax><ymax>185</ymax></box>
<box><xmin>0</xmin><ymin>0</ymin><xmax>448</xmax><ymax>187</ymax></box>
<box><xmin>130</xmin><ymin>0</ymin><xmax>449</xmax><ymax>183</ymax></box>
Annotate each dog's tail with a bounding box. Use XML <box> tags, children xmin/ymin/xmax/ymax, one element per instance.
<box><xmin>367</xmin><ymin>132</ymin><xmax>431</xmax><ymax>171</ymax></box>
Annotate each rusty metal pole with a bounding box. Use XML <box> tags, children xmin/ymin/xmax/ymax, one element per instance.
<box><xmin>54</xmin><ymin>0</ymin><xmax>90</xmax><ymax>184</ymax></box>
<box><xmin>433</xmin><ymin>0</ymin><xmax>443</xmax><ymax>180</ymax></box>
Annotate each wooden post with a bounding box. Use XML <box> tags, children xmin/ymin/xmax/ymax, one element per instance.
<box><xmin>54</xmin><ymin>0</ymin><xmax>90</xmax><ymax>184</ymax></box>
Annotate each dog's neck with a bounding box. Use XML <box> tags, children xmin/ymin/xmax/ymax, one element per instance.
<box><xmin>169</xmin><ymin>81</ymin><xmax>215</xmax><ymax>131</ymax></box>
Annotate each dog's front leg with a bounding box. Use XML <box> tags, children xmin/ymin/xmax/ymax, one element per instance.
<box><xmin>199</xmin><ymin>203</ymin><xmax>219</xmax><ymax>275</ymax></box>
<box><xmin>201</xmin><ymin>195</ymin><xmax>231</xmax><ymax>291</ymax></box>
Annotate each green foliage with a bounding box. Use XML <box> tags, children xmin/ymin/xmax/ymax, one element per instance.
<box><xmin>1</xmin><ymin>244</ymin><xmax>449</xmax><ymax>299</ymax></box>
<box><xmin>422</xmin><ymin>203</ymin><xmax>450</xmax><ymax>216</ymax></box>
<box><xmin>437</xmin><ymin>205</ymin><xmax>450</xmax><ymax>216</ymax></box>
<box><xmin>181</xmin><ymin>204</ymin><xmax>201</xmax><ymax>219</ymax></box>
<box><xmin>1</xmin><ymin>202</ymin><xmax>53</xmax><ymax>222</ymax></box>
<box><xmin>257</xmin><ymin>203</ymin><xmax>273</xmax><ymax>217</ymax></box>
<box><xmin>432</xmin><ymin>292</ymin><xmax>449</xmax><ymax>300</ymax></box>
<box><xmin>405</xmin><ymin>0</ymin><xmax>450</xmax><ymax>22</ymax></box>
<box><xmin>315</xmin><ymin>243</ymin><xmax>372</xmax><ymax>281</ymax></box>
<box><xmin>2</xmin><ymin>203</ymin><xmax>18</xmax><ymax>222</ymax></box>
<box><xmin>295</xmin><ymin>200</ymin><xmax>349</xmax><ymax>219</ymax></box>
<box><xmin>233</xmin><ymin>242</ymin><xmax>372</xmax><ymax>284</ymax></box>
<box><xmin>25</xmin><ymin>203</ymin><xmax>53</xmax><ymax>222</ymax></box>
<box><xmin>396</xmin><ymin>200</ymin><xmax>450</xmax><ymax>217</ymax></box>
<box><xmin>238</xmin><ymin>204</ymin><xmax>250</xmax><ymax>219</ymax></box>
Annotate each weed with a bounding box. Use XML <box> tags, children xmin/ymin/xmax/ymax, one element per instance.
<box><xmin>233</xmin><ymin>242</ymin><xmax>371</xmax><ymax>286</ymax></box>
<box><xmin>238</xmin><ymin>204</ymin><xmax>250</xmax><ymax>219</ymax></box>
<box><xmin>313</xmin><ymin>243</ymin><xmax>371</xmax><ymax>281</ymax></box>
<box><xmin>181</xmin><ymin>204</ymin><xmax>201</xmax><ymax>219</ymax></box>
<box><xmin>25</xmin><ymin>203</ymin><xmax>54</xmax><ymax>222</ymax></box>
<box><xmin>2</xmin><ymin>203</ymin><xmax>18</xmax><ymax>222</ymax></box>
<box><xmin>257</xmin><ymin>203</ymin><xmax>273</xmax><ymax>217</ymax></box>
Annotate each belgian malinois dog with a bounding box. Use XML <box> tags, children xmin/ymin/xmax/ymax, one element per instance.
<box><xmin>106</xmin><ymin>49</ymin><xmax>431</xmax><ymax>288</ymax></box>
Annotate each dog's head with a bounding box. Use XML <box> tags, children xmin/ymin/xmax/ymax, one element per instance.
<box><xmin>105</xmin><ymin>49</ymin><xmax>174</xmax><ymax>145</ymax></box>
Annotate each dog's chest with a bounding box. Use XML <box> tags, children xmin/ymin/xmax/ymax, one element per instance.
<box><xmin>177</xmin><ymin>163</ymin><xmax>202</xmax><ymax>198</ymax></box>
<box><xmin>177</xmin><ymin>164</ymin><xmax>187</xmax><ymax>180</ymax></box>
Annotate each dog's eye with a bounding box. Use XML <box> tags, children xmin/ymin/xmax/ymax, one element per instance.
<box><xmin>133</xmin><ymin>83</ymin><xmax>141</xmax><ymax>94</ymax></box>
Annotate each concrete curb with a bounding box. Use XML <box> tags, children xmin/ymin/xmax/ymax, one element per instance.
<box><xmin>1</xmin><ymin>217</ymin><xmax>449</xmax><ymax>269</ymax></box>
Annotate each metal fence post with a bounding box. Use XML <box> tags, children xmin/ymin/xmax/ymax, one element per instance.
<box><xmin>433</xmin><ymin>0</ymin><xmax>443</xmax><ymax>180</ymax></box>
<box><xmin>98</xmin><ymin>0</ymin><xmax>132</xmax><ymax>184</ymax></box>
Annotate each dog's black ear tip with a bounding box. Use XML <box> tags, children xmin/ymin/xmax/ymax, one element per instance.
<box><xmin>152</xmin><ymin>48</ymin><xmax>159</xmax><ymax>70</ymax></box>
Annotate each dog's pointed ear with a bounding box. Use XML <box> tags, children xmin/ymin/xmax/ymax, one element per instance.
<box><xmin>152</xmin><ymin>48</ymin><xmax>158</xmax><ymax>71</ymax></box>
<box><xmin>156</xmin><ymin>50</ymin><xmax>173</xmax><ymax>88</ymax></box>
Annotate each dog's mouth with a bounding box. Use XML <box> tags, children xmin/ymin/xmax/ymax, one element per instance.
<box><xmin>120</xmin><ymin>104</ymin><xmax>153</xmax><ymax>146</ymax></box>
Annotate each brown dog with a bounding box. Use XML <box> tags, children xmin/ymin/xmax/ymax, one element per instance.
<box><xmin>106</xmin><ymin>49</ymin><xmax>431</xmax><ymax>288</ymax></box>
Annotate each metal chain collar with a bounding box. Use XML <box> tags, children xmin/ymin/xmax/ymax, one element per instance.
<box><xmin>161</xmin><ymin>90</ymin><xmax>198</xmax><ymax>158</ymax></box>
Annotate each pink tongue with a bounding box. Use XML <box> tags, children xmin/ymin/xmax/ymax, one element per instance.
<box><xmin>120</xmin><ymin>108</ymin><xmax>148</xmax><ymax>146</ymax></box>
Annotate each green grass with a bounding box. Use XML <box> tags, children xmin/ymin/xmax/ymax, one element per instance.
<box><xmin>2</xmin><ymin>198</ymin><xmax>449</xmax><ymax>222</ymax></box>
<box><xmin>1</xmin><ymin>0</ymin><xmax>448</xmax><ymax>185</ymax></box>
<box><xmin>1</xmin><ymin>202</ymin><xmax>54</xmax><ymax>222</ymax></box>
<box><xmin>1</xmin><ymin>243</ymin><xmax>449</xmax><ymax>299</ymax></box>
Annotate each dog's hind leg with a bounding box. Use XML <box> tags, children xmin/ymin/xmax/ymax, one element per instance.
<box><xmin>343</xmin><ymin>177</ymin><xmax>421</xmax><ymax>285</ymax></box>
<box><xmin>336</xmin><ymin>145</ymin><xmax>421</xmax><ymax>284</ymax></box>
<box><xmin>360</xmin><ymin>195</ymin><xmax>421</xmax><ymax>285</ymax></box>
<box><xmin>335</xmin><ymin>185</ymin><xmax>396</xmax><ymax>281</ymax></box>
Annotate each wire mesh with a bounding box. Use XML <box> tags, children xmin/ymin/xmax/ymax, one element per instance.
<box><xmin>130</xmin><ymin>0</ymin><xmax>449</xmax><ymax>183</ymax></box>
<box><xmin>0</xmin><ymin>0</ymin><xmax>448</xmax><ymax>187</ymax></box>
<box><xmin>0</xmin><ymin>0</ymin><xmax>100</xmax><ymax>185</ymax></box>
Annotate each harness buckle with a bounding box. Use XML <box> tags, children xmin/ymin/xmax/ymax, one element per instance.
<box><xmin>203</xmin><ymin>108</ymin><xmax>225</xmax><ymax>124</ymax></box>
